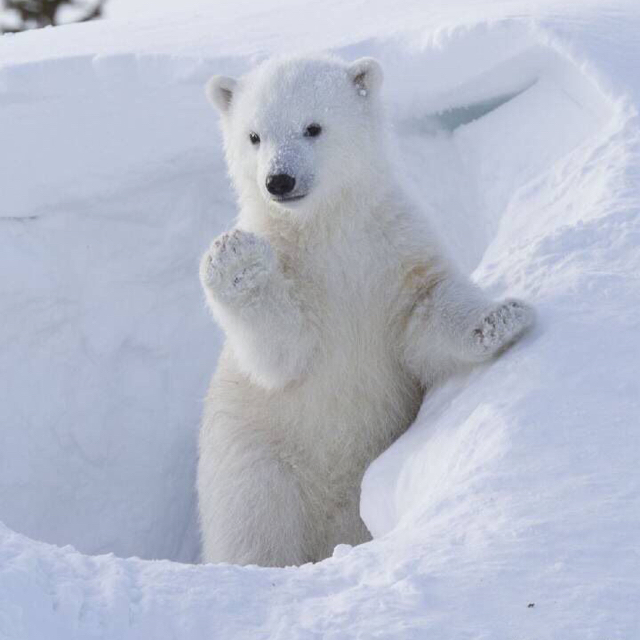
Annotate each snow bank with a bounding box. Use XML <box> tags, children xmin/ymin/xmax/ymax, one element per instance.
<box><xmin>1</xmin><ymin>1</ymin><xmax>639</xmax><ymax>637</ymax></box>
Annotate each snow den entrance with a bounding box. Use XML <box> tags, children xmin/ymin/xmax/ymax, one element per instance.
<box><xmin>0</xmin><ymin>22</ymin><xmax>614</xmax><ymax>564</ymax></box>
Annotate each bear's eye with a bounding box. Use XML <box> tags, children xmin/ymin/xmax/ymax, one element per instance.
<box><xmin>249</xmin><ymin>132</ymin><xmax>260</xmax><ymax>145</ymax></box>
<box><xmin>304</xmin><ymin>123</ymin><xmax>322</xmax><ymax>138</ymax></box>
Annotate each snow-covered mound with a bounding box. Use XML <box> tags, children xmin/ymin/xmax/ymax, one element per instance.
<box><xmin>1</xmin><ymin>1</ymin><xmax>638</xmax><ymax>637</ymax></box>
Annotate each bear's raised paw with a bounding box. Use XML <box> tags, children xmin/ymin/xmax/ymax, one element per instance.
<box><xmin>200</xmin><ymin>229</ymin><xmax>276</xmax><ymax>303</ymax></box>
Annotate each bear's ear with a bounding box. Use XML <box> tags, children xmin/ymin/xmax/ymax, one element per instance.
<box><xmin>348</xmin><ymin>57</ymin><xmax>383</xmax><ymax>98</ymax></box>
<box><xmin>205</xmin><ymin>75</ymin><xmax>237</xmax><ymax>113</ymax></box>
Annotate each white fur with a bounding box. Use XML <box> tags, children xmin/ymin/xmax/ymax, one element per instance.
<box><xmin>197</xmin><ymin>54</ymin><xmax>535</xmax><ymax>567</ymax></box>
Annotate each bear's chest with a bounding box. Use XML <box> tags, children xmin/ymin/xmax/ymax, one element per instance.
<box><xmin>278</xmin><ymin>231</ymin><xmax>409</xmax><ymax>392</ymax></box>
<box><xmin>269</xmin><ymin>229</ymin><xmax>423</xmax><ymax>465</ymax></box>
<box><xmin>304</xmin><ymin>234</ymin><xmax>400</xmax><ymax>339</ymax></box>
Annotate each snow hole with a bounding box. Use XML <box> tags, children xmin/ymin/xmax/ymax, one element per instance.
<box><xmin>0</xmin><ymin>22</ymin><xmax>614</xmax><ymax>564</ymax></box>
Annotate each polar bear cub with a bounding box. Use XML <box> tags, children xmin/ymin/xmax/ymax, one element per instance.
<box><xmin>197</xmin><ymin>54</ymin><xmax>534</xmax><ymax>567</ymax></box>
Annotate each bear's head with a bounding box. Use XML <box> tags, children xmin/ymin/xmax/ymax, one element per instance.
<box><xmin>206</xmin><ymin>55</ymin><xmax>386</xmax><ymax>223</ymax></box>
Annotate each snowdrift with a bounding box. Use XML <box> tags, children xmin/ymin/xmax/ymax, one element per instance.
<box><xmin>1</xmin><ymin>1</ymin><xmax>638</xmax><ymax>638</ymax></box>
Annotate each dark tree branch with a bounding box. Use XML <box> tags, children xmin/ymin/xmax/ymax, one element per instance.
<box><xmin>77</xmin><ymin>1</ymin><xmax>102</xmax><ymax>22</ymax></box>
<box><xmin>1</xmin><ymin>0</ymin><xmax>106</xmax><ymax>32</ymax></box>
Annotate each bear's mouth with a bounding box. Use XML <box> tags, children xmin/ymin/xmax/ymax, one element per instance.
<box><xmin>272</xmin><ymin>194</ymin><xmax>307</xmax><ymax>203</ymax></box>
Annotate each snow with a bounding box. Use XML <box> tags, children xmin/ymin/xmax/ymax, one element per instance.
<box><xmin>1</xmin><ymin>0</ymin><xmax>639</xmax><ymax>637</ymax></box>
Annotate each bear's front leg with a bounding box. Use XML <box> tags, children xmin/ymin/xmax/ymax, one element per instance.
<box><xmin>403</xmin><ymin>275</ymin><xmax>535</xmax><ymax>382</ymax></box>
<box><xmin>200</xmin><ymin>229</ymin><xmax>316</xmax><ymax>389</ymax></box>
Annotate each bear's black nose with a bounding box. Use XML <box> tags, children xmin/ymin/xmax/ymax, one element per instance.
<box><xmin>266</xmin><ymin>173</ymin><xmax>296</xmax><ymax>196</ymax></box>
